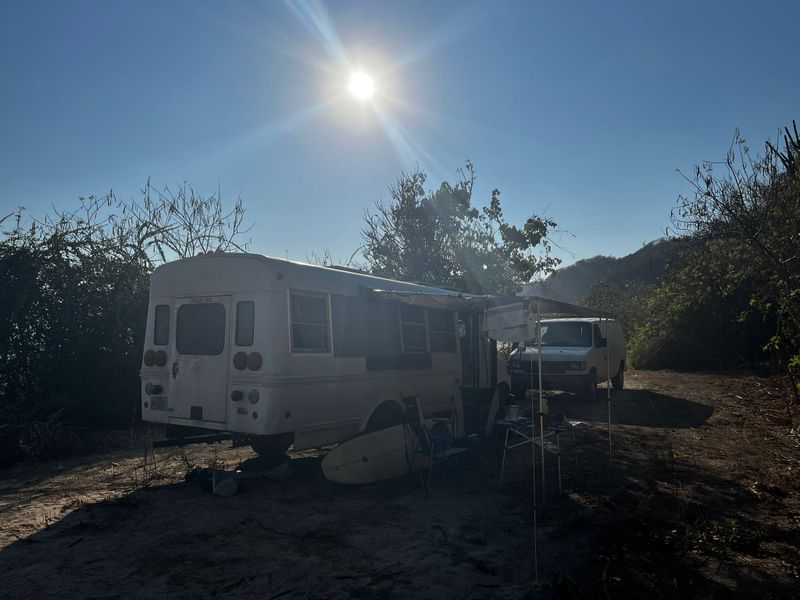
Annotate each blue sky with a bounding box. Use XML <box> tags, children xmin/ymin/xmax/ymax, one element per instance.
<box><xmin>2</xmin><ymin>0</ymin><xmax>799</xmax><ymax>269</ymax></box>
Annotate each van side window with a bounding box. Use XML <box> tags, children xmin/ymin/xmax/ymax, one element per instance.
<box><xmin>400</xmin><ymin>305</ymin><xmax>427</xmax><ymax>353</ymax></box>
<box><xmin>428</xmin><ymin>309</ymin><xmax>456</xmax><ymax>353</ymax></box>
<box><xmin>290</xmin><ymin>291</ymin><xmax>331</xmax><ymax>353</ymax></box>
<box><xmin>154</xmin><ymin>304</ymin><xmax>170</xmax><ymax>346</ymax></box>
<box><xmin>593</xmin><ymin>324</ymin><xmax>605</xmax><ymax>345</ymax></box>
<box><xmin>235</xmin><ymin>301</ymin><xmax>255</xmax><ymax>346</ymax></box>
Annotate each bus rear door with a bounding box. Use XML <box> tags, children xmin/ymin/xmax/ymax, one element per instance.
<box><xmin>170</xmin><ymin>296</ymin><xmax>231</xmax><ymax>423</ymax></box>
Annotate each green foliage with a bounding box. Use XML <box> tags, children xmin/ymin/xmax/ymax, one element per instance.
<box><xmin>0</xmin><ymin>184</ymin><xmax>248</xmax><ymax>463</ymax></box>
<box><xmin>360</xmin><ymin>161</ymin><xmax>560</xmax><ymax>294</ymax></box>
<box><xmin>674</xmin><ymin>124</ymin><xmax>799</xmax><ymax>385</ymax></box>
<box><xmin>581</xmin><ymin>280</ymin><xmax>656</xmax><ymax>336</ymax></box>
<box><xmin>626</xmin><ymin>240</ymin><xmax>773</xmax><ymax>369</ymax></box>
<box><xmin>0</xmin><ymin>228</ymin><xmax>150</xmax><ymax>429</ymax></box>
<box><xmin>623</xmin><ymin>122</ymin><xmax>800</xmax><ymax>398</ymax></box>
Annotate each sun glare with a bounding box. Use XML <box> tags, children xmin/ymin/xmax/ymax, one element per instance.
<box><xmin>348</xmin><ymin>71</ymin><xmax>375</xmax><ymax>100</ymax></box>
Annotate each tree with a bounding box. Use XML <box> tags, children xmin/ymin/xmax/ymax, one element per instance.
<box><xmin>581</xmin><ymin>280</ymin><xmax>657</xmax><ymax>336</ymax></box>
<box><xmin>360</xmin><ymin>162</ymin><xmax>560</xmax><ymax>295</ymax></box>
<box><xmin>0</xmin><ymin>181</ymin><xmax>250</xmax><ymax>463</ymax></box>
<box><xmin>666</xmin><ymin>122</ymin><xmax>800</xmax><ymax>411</ymax></box>
<box><xmin>625</xmin><ymin>239</ymin><xmax>774</xmax><ymax>370</ymax></box>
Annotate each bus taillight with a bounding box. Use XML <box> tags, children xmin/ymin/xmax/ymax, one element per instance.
<box><xmin>247</xmin><ymin>352</ymin><xmax>262</xmax><ymax>371</ymax></box>
<box><xmin>143</xmin><ymin>350</ymin><xmax>155</xmax><ymax>366</ymax></box>
<box><xmin>233</xmin><ymin>352</ymin><xmax>247</xmax><ymax>370</ymax></box>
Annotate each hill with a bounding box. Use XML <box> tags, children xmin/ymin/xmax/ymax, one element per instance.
<box><xmin>522</xmin><ymin>238</ymin><xmax>683</xmax><ymax>303</ymax></box>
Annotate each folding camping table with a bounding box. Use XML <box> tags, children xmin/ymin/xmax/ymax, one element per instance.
<box><xmin>497</xmin><ymin>417</ymin><xmax>583</xmax><ymax>494</ymax></box>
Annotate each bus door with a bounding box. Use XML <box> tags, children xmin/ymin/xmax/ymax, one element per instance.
<box><xmin>170</xmin><ymin>296</ymin><xmax>231</xmax><ymax>423</ymax></box>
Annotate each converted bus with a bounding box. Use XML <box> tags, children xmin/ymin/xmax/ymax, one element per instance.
<box><xmin>140</xmin><ymin>253</ymin><xmax>491</xmax><ymax>457</ymax></box>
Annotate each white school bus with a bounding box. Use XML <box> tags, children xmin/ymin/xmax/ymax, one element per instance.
<box><xmin>140</xmin><ymin>253</ymin><xmax>486</xmax><ymax>457</ymax></box>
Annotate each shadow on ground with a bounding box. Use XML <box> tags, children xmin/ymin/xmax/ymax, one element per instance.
<box><xmin>1</xmin><ymin>375</ymin><xmax>797</xmax><ymax>599</ymax></box>
<box><xmin>548</xmin><ymin>388</ymin><xmax>715</xmax><ymax>429</ymax></box>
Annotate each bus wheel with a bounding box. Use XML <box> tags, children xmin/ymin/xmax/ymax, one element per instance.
<box><xmin>249</xmin><ymin>433</ymin><xmax>293</xmax><ymax>465</ymax></box>
<box><xmin>365</xmin><ymin>402</ymin><xmax>404</xmax><ymax>432</ymax></box>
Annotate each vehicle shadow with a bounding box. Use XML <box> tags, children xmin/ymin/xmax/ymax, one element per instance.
<box><xmin>0</xmin><ymin>447</ymin><xmax>518</xmax><ymax>599</ymax></box>
<box><xmin>547</xmin><ymin>387</ymin><xmax>714</xmax><ymax>429</ymax></box>
<box><xmin>1</xmin><ymin>429</ymin><xmax>795</xmax><ymax>600</ymax></box>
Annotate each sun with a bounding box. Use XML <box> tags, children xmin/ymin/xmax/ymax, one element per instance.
<box><xmin>348</xmin><ymin>71</ymin><xmax>375</xmax><ymax>101</ymax></box>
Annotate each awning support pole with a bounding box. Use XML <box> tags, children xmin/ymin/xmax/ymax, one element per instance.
<box><xmin>537</xmin><ymin>301</ymin><xmax>546</xmax><ymax>505</ymax></box>
<box><xmin>531</xmin><ymin>300</ymin><xmax>540</xmax><ymax>588</ymax></box>
<box><xmin>606</xmin><ymin>317</ymin><xmax>612</xmax><ymax>467</ymax></box>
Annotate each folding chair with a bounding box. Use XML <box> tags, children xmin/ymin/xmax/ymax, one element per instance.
<box><xmin>401</xmin><ymin>396</ymin><xmax>467</xmax><ymax>493</ymax></box>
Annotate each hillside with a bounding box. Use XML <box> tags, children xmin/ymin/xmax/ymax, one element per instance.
<box><xmin>523</xmin><ymin>237</ymin><xmax>683</xmax><ymax>303</ymax></box>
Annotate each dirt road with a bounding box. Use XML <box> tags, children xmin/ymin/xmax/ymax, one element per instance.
<box><xmin>1</xmin><ymin>371</ymin><xmax>798</xmax><ymax>598</ymax></box>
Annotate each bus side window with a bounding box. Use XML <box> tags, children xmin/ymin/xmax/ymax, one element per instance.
<box><xmin>290</xmin><ymin>291</ymin><xmax>331</xmax><ymax>353</ymax></box>
<box><xmin>154</xmin><ymin>304</ymin><xmax>170</xmax><ymax>345</ymax></box>
<box><xmin>399</xmin><ymin>305</ymin><xmax>427</xmax><ymax>353</ymax></box>
<box><xmin>236</xmin><ymin>301</ymin><xmax>255</xmax><ymax>347</ymax></box>
<box><xmin>428</xmin><ymin>309</ymin><xmax>456</xmax><ymax>353</ymax></box>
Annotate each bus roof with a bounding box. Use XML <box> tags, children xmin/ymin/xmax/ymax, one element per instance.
<box><xmin>150</xmin><ymin>252</ymin><xmax>466</xmax><ymax>297</ymax></box>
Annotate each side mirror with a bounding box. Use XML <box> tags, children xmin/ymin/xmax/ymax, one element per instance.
<box><xmin>596</xmin><ymin>337</ymin><xmax>607</xmax><ymax>348</ymax></box>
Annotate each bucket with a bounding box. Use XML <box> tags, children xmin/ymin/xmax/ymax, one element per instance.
<box><xmin>506</xmin><ymin>404</ymin><xmax>521</xmax><ymax>420</ymax></box>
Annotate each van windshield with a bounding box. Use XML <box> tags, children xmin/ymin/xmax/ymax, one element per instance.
<box><xmin>526</xmin><ymin>322</ymin><xmax>592</xmax><ymax>348</ymax></box>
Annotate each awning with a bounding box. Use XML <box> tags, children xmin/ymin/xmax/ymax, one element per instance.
<box><xmin>361</xmin><ymin>285</ymin><xmax>613</xmax><ymax>343</ymax></box>
<box><xmin>360</xmin><ymin>286</ymin><xmax>491</xmax><ymax>312</ymax></box>
<box><xmin>484</xmin><ymin>296</ymin><xmax>613</xmax><ymax>342</ymax></box>
<box><xmin>362</xmin><ymin>282</ymin><xmax>617</xmax><ymax>581</ymax></box>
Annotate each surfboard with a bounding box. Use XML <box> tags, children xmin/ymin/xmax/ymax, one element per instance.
<box><xmin>321</xmin><ymin>424</ymin><xmax>430</xmax><ymax>485</ymax></box>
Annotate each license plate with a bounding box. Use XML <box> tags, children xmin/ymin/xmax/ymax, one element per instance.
<box><xmin>150</xmin><ymin>396</ymin><xmax>168</xmax><ymax>411</ymax></box>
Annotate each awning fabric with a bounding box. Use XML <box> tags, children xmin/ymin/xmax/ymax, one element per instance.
<box><xmin>484</xmin><ymin>297</ymin><xmax>614</xmax><ymax>342</ymax></box>
<box><xmin>362</xmin><ymin>286</ymin><xmax>612</xmax><ymax>342</ymax></box>
<box><xmin>483</xmin><ymin>300</ymin><xmax>532</xmax><ymax>342</ymax></box>
<box><xmin>360</xmin><ymin>287</ymin><xmax>490</xmax><ymax>312</ymax></box>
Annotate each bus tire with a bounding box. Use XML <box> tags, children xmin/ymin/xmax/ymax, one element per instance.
<box><xmin>365</xmin><ymin>401</ymin><xmax>405</xmax><ymax>432</ymax></box>
<box><xmin>249</xmin><ymin>432</ymin><xmax>293</xmax><ymax>465</ymax></box>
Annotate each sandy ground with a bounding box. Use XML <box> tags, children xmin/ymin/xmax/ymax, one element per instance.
<box><xmin>0</xmin><ymin>370</ymin><xmax>798</xmax><ymax>599</ymax></box>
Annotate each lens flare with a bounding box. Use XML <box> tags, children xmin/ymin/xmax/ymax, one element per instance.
<box><xmin>348</xmin><ymin>71</ymin><xmax>375</xmax><ymax>100</ymax></box>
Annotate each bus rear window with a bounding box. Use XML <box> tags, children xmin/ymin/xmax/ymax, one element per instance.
<box><xmin>176</xmin><ymin>303</ymin><xmax>226</xmax><ymax>355</ymax></box>
<box><xmin>235</xmin><ymin>301</ymin><xmax>255</xmax><ymax>346</ymax></box>
<box><xmin>154</xmin><ymin>304</ymin><xmax>170</xmax><ymax>345</ymax></box>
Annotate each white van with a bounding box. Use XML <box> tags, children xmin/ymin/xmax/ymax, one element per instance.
<box><xmin>506</xmin><ymin>318</ymin><xmax>626</xmax><ymax>401</ymax></box>
<box><xmin>140</xmin><ymin>253</ymin><xmax>478</xmax><ymax>457</ymax></box>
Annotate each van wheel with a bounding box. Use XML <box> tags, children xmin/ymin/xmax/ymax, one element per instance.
<box><xmin>583</xmin><ymin>370</ymin><xmax>598</xmax><ymax>401</ymax></box>
<box><xmin>365</xmin><ymin>402</ymin><xmax>404</xmax><ymax>432</ymax></box>
<box><xmin>612</xmin><ymin>363</ymin><xmax>625</xmax><ymax>390</ymax></box>
<box><xmin>249</xmin><ymin>433</ymin><xmax>293</xmax><ymax>466</ymax></box>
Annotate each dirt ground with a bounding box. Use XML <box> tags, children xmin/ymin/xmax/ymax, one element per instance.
<box><xmin>1</xmin><ymin>370</ymin><xmax>798</xmax><ymax>599</ymax></box>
